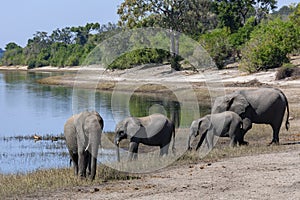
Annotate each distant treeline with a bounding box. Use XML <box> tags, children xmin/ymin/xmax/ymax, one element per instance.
<box><xmin>0</xmin><ymin>23</ymin><xmax>121</xmax><ymax>68</ymax></box>
<box><xmin>1</xmin><ymin>1</ymin><xmax>300</xmax><ymax>72</ymax></box>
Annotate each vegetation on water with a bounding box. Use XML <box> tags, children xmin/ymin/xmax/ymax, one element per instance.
<box><xmin>0</xmin><ymin>1</ymin><xmax>299</xmax><ymax>72</ymax></box>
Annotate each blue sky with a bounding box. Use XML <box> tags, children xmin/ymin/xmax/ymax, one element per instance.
<box><xmin>0</xmin><ymin>0</ymin><xmax>298</xmax><ymax>49</ymax></box>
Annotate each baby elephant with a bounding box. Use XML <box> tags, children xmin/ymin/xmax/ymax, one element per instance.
<box><xmin>114</xmin><ymin>113</ymin><xmax>175</xmax><ymax>161</ymax></box>
<box><xmin>188</xmin><ymin>111</ymin><xmax>247</xmax><ymax>150</ymax></box>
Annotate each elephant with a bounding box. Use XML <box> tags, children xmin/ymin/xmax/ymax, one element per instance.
<box><xmin>211</xmin><ymin>87</ymin><xmax>289</xmax><ymax>145</ymax></box>
<box><xmin>188</xmin><ymin>111</ymin><xmax>245</xmax><ymax>150</ymax></box>
<box><xmin>114</xmin><ymin>113</ymin><xmax>175</xmax><ymax>161</ymax></box>
<box><xmin>64</xmin><ymin>111</ymin><xmax>103</xmax><ymax>180</ymax></box>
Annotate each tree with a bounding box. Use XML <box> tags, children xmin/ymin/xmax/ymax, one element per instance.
<box><xmin>213</xmin><ymin>0</ymin><xmax>277</xmax><ymax>32</ymax></box>
<box><xmin>71</xmin><ymin>23</ymin><xmax>100</xmax><ymax>45</ymax></box>
<box><xmin>240</xmin><ymin>18</ymin><xmax>299</xmax><ymax>72</ymax></box>
<box><xmin>200</xmin><ymin>28</ymin><xmax>233</xmax><ymax>69</ymax></box>
<box><xmin>1</xmin><ymin>42</ymin><xmax>24</xmax><ymax>66</ymax></box>
<box><xmin>50</xmin><ymin>27</ymin><xmax>73</xmax><ymax>44</ymax></box>
<box><xmin>118</xmin><ymin>0</ymin><xmax>216</xmax><ymax>70</ymax></box>
<box><xmin>0</xmin><ymin>48</ymin><xmax>4</xmax><ymax>58</ymax></box>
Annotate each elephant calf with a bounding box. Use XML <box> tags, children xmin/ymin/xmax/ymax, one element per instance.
<box><xmin>114</xmin><ymin>113</ymin><xmax>175</xmax><ymax>161</ymax></box>
<box><xmin>188</xmin><ymin>111</ymin><xmax>247</xmax><ymax>150</ymax></box>
<box><xmin>64</xmin><ymin>111</ymin><xmax>104</xmax><ymax>180</ymax></box>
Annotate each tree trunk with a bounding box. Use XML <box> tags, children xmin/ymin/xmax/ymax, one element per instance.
<box><xmin>169</xmin><ymin>30</ymin><xmax>181</xmax><ymax>71</ymax></box>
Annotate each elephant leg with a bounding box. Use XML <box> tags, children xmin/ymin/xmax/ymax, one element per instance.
<box><xmin>234</xmin><ymin>127</ymin><xmax>249</xmax><ymax>146</ymax></box>
<box><xmin>270</xmin><ymin>124</ymin><xmax>280</xmax><ymax>145</ymax></box>
<box><xmin>128</xmin><ymin>142</ymin><xmax>139</xmax><ymax>161</ymax></box>
<box><xmin>160</xmin><ymin>144</ymin><xmax>170</xmax><ymax>157</ymax></box>
<box><xmin>69</xmin><ymin>151</ymin><xmax>79</xmax><ymax>176</ymax></box>
<box><xmin>72</xmin><ymin>153</ymin><xmax>79</xmax><ymax>176</ymax></box>
<box><xmin>78</xmin><ymin>150</ymin><xmax>88</xmax><ymax>178</ymax></box>
<box><xmin>85</xmin><ymin>152</ymin><xmax>91</xmax><ymax>177</ymax></box>
<box><xmin>206</xmin><ymin>131</ymin><xmax>214</xmax><ymax>150</ymax></box>
<box><xmin>241</xmin><ymin>118</ymin><xmax>252</xmax><ymax>143</ymax></box>
<box><xmin>229</xmin><ymin>136</ymin><xmax>237</xmax><ymax>147</ymax></box>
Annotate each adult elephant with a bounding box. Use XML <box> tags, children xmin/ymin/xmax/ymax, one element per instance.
<box><xmin>64</xmin><ymin>111</ymin><xmax>104</xmax><ymax>180</ymax></box>
<box><xmin>188</xmin><ymin>111</ymin><xmax>245</xmax><ymax>150</ymax></box>
<box><xmin>114</xmin><ymin>113</ymin><xmax>175</xmax><ymax>161</ymax></box>
<box><xmin>212</xmin><ymin>88</ymin><xmax>289</xmax><ymax>145</ymax></box>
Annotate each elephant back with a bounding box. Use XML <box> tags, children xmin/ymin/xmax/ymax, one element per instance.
<box><xmin>140</xmin><ymin>114</ymin><xmax>169</xmax><ymax>137</ymax></box>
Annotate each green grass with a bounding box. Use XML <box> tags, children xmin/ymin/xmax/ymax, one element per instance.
<box><xmin>0</xmin><ymin>165</ymin><xmax>137</xmax><ymax>198</ymax></box>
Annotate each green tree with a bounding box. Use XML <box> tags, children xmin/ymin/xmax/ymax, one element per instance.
<box><xmin>118</xmin><ymin>0</ymin><xmax>216</xmax><ymax>70</ymax></box>
<box><xmin>50</xmin><ymin>27</ymin><xmax>73</xmax><ymax>44</ymax></box>
<box><xmin>229</xmin><ymin>16</ymin><xmax>257</xmax><ymax>58</ymax></box>
<box><xmin>0</xmin><ymin>48</ymin><xmax>4</xmax><ymax>58</ymax></box>
<box><xmin>200</xmin><ymin>28</ymin><xmax>233</xmax><ymax>69</ymax></box>
<box><xmin>240</xmin><ymin>18</ymin><xmax>299</xmax><ymax>72</ymax></box>
<box><xmin>214</xmin><ymin>0</ymin><xmax>277</xmax><ymax>32</ymax></box>
<box><xmin>71</xmin><ymin>23</ymin><xmax>100</xmax><ymax>45</ymax></box>
<box><xmin>0</xmin><ymin>42</ymin><xmax>24</xmax><ymax>66</ymax></box>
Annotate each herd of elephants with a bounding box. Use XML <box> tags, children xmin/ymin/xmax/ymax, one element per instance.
<box><xmin>63</xmin><ymin>87</ymin><xmax>290</xmax><ymax>180</ymax></box>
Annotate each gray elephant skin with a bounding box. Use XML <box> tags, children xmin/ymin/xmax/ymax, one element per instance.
<box><xmin>212</xmin><ymin>88</ymin><xmax>289</xmax><ymax>144</ymax></box>
<box><xmin>64</xmin><ymin>111</ymin><xmax>104</xmax><ymax>180</ymax></box>
<box><xmin>188</xmin><ymin>111</ymin><xmax>245</xmax><ymax>150</ymax></box>
<box><xmin>114</xmin><ymin>113</ymin><xmax>175</xmax><ymax>161</ymax></box>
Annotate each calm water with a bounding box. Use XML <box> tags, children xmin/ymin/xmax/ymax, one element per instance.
<box><xmin>0</xmin><ymin>71</ymin><xmax>207</xmax><ymax>174</ymax></box>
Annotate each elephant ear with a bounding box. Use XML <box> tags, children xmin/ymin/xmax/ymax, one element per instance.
<box><xmin>226</xmin><ymin>93</ymin><xmax>249</xmax><ymax>115</ymax></box>
<box><xmin>198</xmin><ymin>116</ymin><xmax>211</xmax><ymax>134</ymax></box>
<box><xmin>124</xmin><ymin>117</ymin><xmax>142</xmax><ymax>138</ymax></box>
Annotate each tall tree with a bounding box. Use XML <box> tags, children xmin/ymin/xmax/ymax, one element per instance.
<box><xmin>71</xmin><ymin>23</ymin><xmax>100</xmax><ymax>45</ymax></box>
<box><xmin>118</xmin><ymin>0</ymin><xmax>216</xmax><ymax>70</ymax></box>
<box><xmin>50</xmin><ymin>27</ymin><xmax>73</xmax><ymax>44</ymax></box>
<box><xmin>214</xmin><ymin>0</ymin><xmax>277</xmax><ymax>32</ymax></box>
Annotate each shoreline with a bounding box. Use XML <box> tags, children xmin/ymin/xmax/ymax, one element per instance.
<box><xmin>1</xmin><ymin>64</ymin><xmax>300</xmax><ymax>91</ymax></box>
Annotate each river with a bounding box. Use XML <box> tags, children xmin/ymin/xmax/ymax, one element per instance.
<box><xmin>0</xmin><ymin>70</ymin><xmax>208</xmax><ymax>174</ymax></box>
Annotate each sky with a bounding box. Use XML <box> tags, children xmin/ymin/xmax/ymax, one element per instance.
<box><xmin>0</xmin><ymin>0</ymin><xmax>298</xmax><ymax>49</ymax></box>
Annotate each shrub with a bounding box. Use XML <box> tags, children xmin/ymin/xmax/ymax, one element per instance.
<box><xmin>200</xmin><ymin>28</ymin><xmax>233</xmax><ymax>69</ymax></box>
<box><xmin>240</xmin><ymin>18</ymin><xmax>300</xmax><ymax>73</ymax></box>
<box><xmin>108</xmin><ymin>48</ymin><xmax>170</xmax><ymax>70</ymax></box>
<box><xmin>276</xmin><ymin>63</ymin><xmax>300</xmax><ymax>80</ymax></box>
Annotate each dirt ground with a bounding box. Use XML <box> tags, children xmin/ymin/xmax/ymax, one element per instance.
<box><xmin>13</xmin><ymin>57</ymin><xmax>300</xmax><ymax>200</ymax></box>
<box><xmin>35</xmin><ymin>149</ymin><xmax>299</xmax><ymax>200</ymax></box>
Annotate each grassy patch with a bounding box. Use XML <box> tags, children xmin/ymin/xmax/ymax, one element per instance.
<box><xmin>0</xmin><ymin>165</ymin><xmax>138</xmax><ymax>198</ymax></box>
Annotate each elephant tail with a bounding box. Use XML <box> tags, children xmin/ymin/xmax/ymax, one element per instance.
<box><xmin>171</xmin><ymin>123</ymin><xmax>176</xmax><ymax>155</ymax></box>
<box><xmin>285</xmin><ymin>100</ymin><xmax>290</xmax><ymax>131</ymax></box>
<box><xmin>278</xmin><ymin>89</ymin><xmax>290</xmax><ymax>130</ymax></box>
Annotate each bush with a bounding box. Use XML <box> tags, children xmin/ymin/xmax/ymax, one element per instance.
<box><xmin>276</xmin><ymin>63</ymin><xmax>300</xmax><ymax>80</ymax></box>
<box><xmin>200</xmin><ymin>28</ymin><xmax>233</xmax><ymax>69</ymax></box>
<box><xmin>108</xmin><ymin>48</ymin><xmax>170</xmax><ymax>70</ymax></box>
<box><xmin>240</xmin><ymin>18</ymin><xmax>300</xmax><ymax>73</ymax></box>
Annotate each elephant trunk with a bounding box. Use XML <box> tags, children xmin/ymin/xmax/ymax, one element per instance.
<box><xmin>114</xmin><ymin>136</ymin><xmax>120</xmax><ymax>162</ymax></box>
<box><xmin>187</xmin><ymin>130</ymin><xmax>193</xmax><ymax>150</ymax></box>
<box><xmin>89</xmin><ymin>142</ymin><xmax>98</xmax><ymax>180</ymax></box>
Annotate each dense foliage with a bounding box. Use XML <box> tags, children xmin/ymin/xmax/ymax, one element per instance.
<box><xmin>0</xmin><ymin>23</ymin><xmax>120</xmax><ymax>68</ymax></box>
<box><xmin>240</xmin><ymin>17</ymin><xmax>300</xmax><ymax>72</ymax></box>
<box><xmin>0</xmin><ymin>1</ymin><xmax>299</xmax><ymax>72</ymax></box>
<box><xmin>0</xmin><ymin>48</ymin><xmax>4</xmax><ymax>58</ymax></box>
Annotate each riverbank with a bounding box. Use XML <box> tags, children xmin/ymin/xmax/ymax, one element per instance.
<box><xmin>1</xmin><ymin>58</ymin><xmax>300</xmax><ymax>199</ymax></box>
<box><xmin>1</xmin><ymin>55</ymin><xmax>300</xmax><ymax>90</ymax></box>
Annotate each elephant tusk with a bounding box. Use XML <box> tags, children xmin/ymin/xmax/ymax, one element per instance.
<box><xmin>116</xmin><ymin>141</ymin><xmax>119</xmax><ymax>145</ymax></box>
<box><xmin>85</xmin><ymin>143</ymin><xmax>90</xmax><ymax>152</ymax></box>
